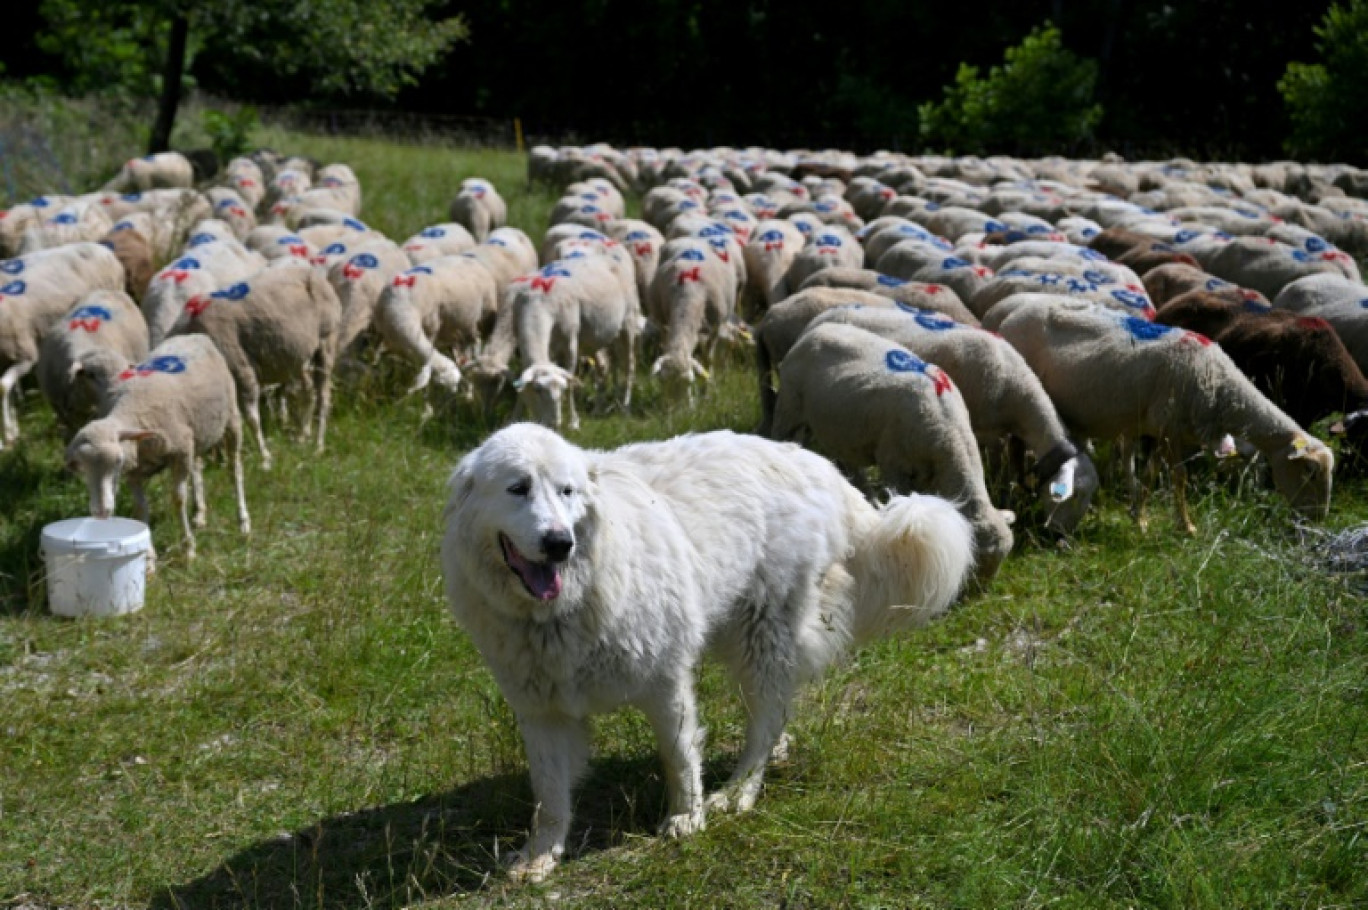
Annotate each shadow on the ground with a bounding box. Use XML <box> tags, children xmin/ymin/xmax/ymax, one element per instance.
<box><xmin>152</xmin><ymin>752</ymin><xmax>730</xmax><ymax>909</ymax></box>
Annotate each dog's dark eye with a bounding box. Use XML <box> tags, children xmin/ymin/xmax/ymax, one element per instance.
<box><xmin>507</xmin><ymin>480</ymin><xmax>530</xmax><ymax>497</ymax></box>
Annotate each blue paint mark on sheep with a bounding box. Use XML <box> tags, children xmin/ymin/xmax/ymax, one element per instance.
<box><xmin>678</xmin><ymin>248</ymin><xmax>706</xmax><ymax>262</ymax></box>
<box><xmin>1305</xmin><ymin>236</ymin><xmax>1329</xmax><ymax>252</ymax></box>
<box><xmin>1026</xmin><ymin>224</ymin><xmax>1053</xmax><ymax>234</ymax></box>
<box><xmin>323</xmin><ymin>242</ymin><xmax>347</xmax><ymax>256</ymax></box>
<box><xmin>625</xmin><ymin>231</ymin><xmax>651</xmax><ymax>241</ymax></box>
<box><xmin>343</xmin><ymin>218</ymin><xmax>368</xmax><ymax>231</ymax></box>
<box><xmin>171</xmin><ymin>257</ymin><xmax>201</xmax><ymax>271</ymax></box>
<box><xmin>351</xmin><ymin>253</ymin><xmax>379</xmax><ymax>269</ymax></box>
<box><xmin>52</xmin><ymin>213</ymin><xmax>77</xmax><ymax>225</ymax></box>
<box><xmin>1290</xmin><ymin>250</ymin><xmax>1312</xmax><ymax>262</ymax></box>
<box><xmin>1205</xmin><ymin>277</ymin><xmax>1232</xmax><ymax>291</ymax></box>
<box><xmin>1173</xmin><ymin>229</ymin><xmax>1199</xmax><ymax>244</ymax></box>
<box><xmin>1082</xmin><ymin>270</ymin><xmax>1112</xmax><ymax>285</ymax></box>
<box><xmin>211</xmin><ymin>282</ymin><xmax>250</xmax><ymax>301</ymax></box>
<box><xmin>0</xmin><ymin>260</ymin><xmax>23</xmax><ymax>275</ymax></box>
<box><xmin>924</xmin><ymin>202</ymin><xmax>941</xmax><ymax>211</ymax></box>
<box><xmin>1111</xmin><ymin>289</ymin><xmax>1152</xmax><ymax>310</ymax></box>
<box><xmin>877</xmin><ymin>274</ymin><xmax>906</xmax><ymax>287</ymax></box>
<box><xmin>885</xmin><ymin>349</ymin><xmax>928</xmax><ymax>373</ymax></box>
<box><xmin>914</xmin><ymin>311</ymin><xmax>959</xmax><ymax>331</ymax></box>
<box><xmin>1081</xmin><ymin>227</ymin><xmax>1099</xmax><ymax>238</ymax></box>
<box><xmin>70</xmin><ymin>305</ymin><xmax>113</xmax><ymax>321</ymax></box>
<box><xmin>188</xmin><ymin>233</ymin><xmax>217</xmax><ymax>246</ymax></box>
<box><xmin>1</xmin><ymin>280</ymin><xmax>27</xmax><ymax>295</ymax></box>
<box><xmin>1065</xmin><ymin>278</ymin><xmax>1095</xmax><ymax>293</ymax></box>
<box><xmin>120</xmin><ymin>193</ymin><xmax>142</xmax><ymax>202</ymax></box>
<box><xmin>29</xmin><ymin>197</ymin><xmax>51</xmax><ymax>208</ymax></box>
<box><xmin>983</xmin><ymin>220</ymin><xmax>1008</xmax><ymax>233</ymax></box>
<box><xmin>420</xmin><ymin>227</ymin><xmax>447</xmax><ymax>238</ymax></box>
<box><xmin>541</xmin><ymin>265</ymin><xmax>572</xmax><ymax>278</ymax></box>
<box><xmin>1078</xmin><ymin>249</ymin><xmax>1107</xmax><ymax>261</ymax></box>
<box><xmin>1121</xmin><ymin>317</ymin><xmax>1174</xmax><ymax>341</ymax></box>
<box><xmin>941</xmin><ymin>257</ymin><xmax>970</xmax><ymax>270</ymax></box>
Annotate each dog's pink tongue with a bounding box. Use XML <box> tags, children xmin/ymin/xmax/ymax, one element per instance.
<box><xmin>521</xmin><ymin>560</ymin><xmax>563</xmax><ymax>601</ymax></box>
<box><xmin>506</xmin><ymin>537</ymin><xmax>563</xmax><ymax>601</ymax></box>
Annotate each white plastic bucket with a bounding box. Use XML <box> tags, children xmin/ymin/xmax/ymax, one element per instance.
<box><xmin>40</xmin><ymin>517</ymin><xmax>151</xmax><ymax>617</ymax></box>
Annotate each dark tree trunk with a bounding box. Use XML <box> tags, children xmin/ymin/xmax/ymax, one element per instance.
<box><xmin>148</xmin><ymin>13</ymin><xmax>190</xmax><ymax>154</ymax></box>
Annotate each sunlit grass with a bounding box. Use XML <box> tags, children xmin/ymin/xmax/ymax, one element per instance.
<box><xmin>0</xmin><ymin>133</ymin><xmax>1365</xmax><ymax>909</ymax></box>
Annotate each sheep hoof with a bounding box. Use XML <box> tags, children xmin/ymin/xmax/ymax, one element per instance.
<box><xmin>193</xmin><ymin>515</ymin><xmax>208</xmax><ymax>529</ymax></box>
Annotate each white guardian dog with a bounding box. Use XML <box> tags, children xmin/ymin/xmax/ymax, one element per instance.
<box><xmin>441</xmin><ymin>423</ymin><xmax>974</xmax><ymax>882</ymax></box>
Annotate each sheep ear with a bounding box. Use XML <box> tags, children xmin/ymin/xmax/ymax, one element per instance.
<box><xmin>1214</xmin><ymin>434</ymin><xmax>1240</xmax><ymax>459</ymax></box>
<box><xmin>1000</xmin><ymin>509</ymin><xmax>1017</xmax><ymax>527</ymax></box>
<box><xmin>68</xmin><ymin>361</ymin><xmax>85</xmax><ymax>382</ymax></box>
<box><xmin>1330</xmin><ymin>421</ymin><xmax>1347</xmax><ymax>436</ymax></box>
<box><xmin>118</xmin><ymin>429</ymin><xmax>158</xmax><ymax>443</ymax></box>
<box><xmin>121</xmin><ymin>429</ymin><xmax>166</xmax><ymax>455</ymax></box>
<box><xmin>690</xmin><ymin>357</ymin><xmax>711</xmax><ymax>380</ymax></box>
<box><xmin>1287</xmin><ymin>436</ymin><xmax>1313</xmax><ymax>459</ymax></box>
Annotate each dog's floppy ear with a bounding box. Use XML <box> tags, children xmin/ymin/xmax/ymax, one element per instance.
<box><xmin>443</xmin><ymin>450</ymin><xmax>479</xmax><ymax>520</ymax></box>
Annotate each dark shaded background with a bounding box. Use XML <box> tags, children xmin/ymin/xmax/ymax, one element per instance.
<box><xmin>2</xmin><ymin>0</ymin><xmax>1336</xmax><ymax>160</ymax></box>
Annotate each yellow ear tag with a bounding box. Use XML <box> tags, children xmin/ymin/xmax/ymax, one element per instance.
<box><xmin>1292</xmin><ymin>437</ymin><xmax>1309</xmax><ymax>454</ymax></box>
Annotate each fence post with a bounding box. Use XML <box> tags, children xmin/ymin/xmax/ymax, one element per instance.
<box><xmin>514</xmin><ymin>117</ymin><xmax>524</xmax><ymax>154</ymax></box>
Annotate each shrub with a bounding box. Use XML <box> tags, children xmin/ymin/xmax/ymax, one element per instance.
<box><xmin>1278</xmin><ymin>0</ymin><xmax>1368</xmax><ymax>163</ymax></box>
<box><xmin>918</xmin><ymin>24</ymin><xmax>1102</xmax><ymax>157</ymax></box>
<box><xmin>202</xmin><ymin>105</ymin><xmax>259</xmax><ymax>161</ymax></box>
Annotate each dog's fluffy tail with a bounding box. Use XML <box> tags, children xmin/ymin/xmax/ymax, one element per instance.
<box><xmin>847</xmin><ymin>492</ymin><xmax>975</xmax><ymax>647</ymax></box>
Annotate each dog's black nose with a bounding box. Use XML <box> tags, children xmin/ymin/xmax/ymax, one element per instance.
<box><xmin>542</xmin><ymin>530</ymin><xmax>574</xmax><ymax>562</ymax></box>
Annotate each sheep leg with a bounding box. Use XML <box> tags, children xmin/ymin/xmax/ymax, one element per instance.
<box><xmin>239</xmin><ymin>379</ymin><xmax>272</xmax><ymax>471</ymax></box>
<box><xmin>190</xmin><ymin>456</ymin><xmax>208</xmax><ymax>528</ymax></box>
<box><xmin>313</xmin><ymin>349</ymin><xmax>334</xmax><ymax>454</ymax></box>
<box><xmin>171</xmin><ymin>457</ymin><xmax>196</xmax><ymax>560</ymax></box>
<box><xmin>563</xmin><ymin>339</ymin><xmax>581</xmax><ymax>432</ymax></box>
<box><xmin>129</xmin><ymin>478</ymin><xmax>157</xmax><ymax>575</ymax></box>
<box><xmin>1130</xmin><ymin>441</ymin><xmax>1160</xmax><ymax>533</ymax></box>
<box><xmin>0</xmin><ymin>360</ymin><xmax>35</xmax><ymax>446</ymax></box>
<box><xmin>227</xmin><ymin>413</ymin><xmax>251</xmax><ymax>535</ymax></box>
<box><xmin>617</xmin><ymin>330</ymin><xmax>636</xmax><ymax>412</ymax></box>
<box><xmin>1166</xmin><ymin>443</ymin><xmax>1198</xmax><ymax>536</ymax></box>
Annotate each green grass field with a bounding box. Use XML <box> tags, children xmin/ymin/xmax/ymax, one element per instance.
<box><xmin>2</xmin><ymin>132</ymin><xmax>1367</xmax><ymax>909</ymax></box>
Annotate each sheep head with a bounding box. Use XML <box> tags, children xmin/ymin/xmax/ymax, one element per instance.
<box><xmin>1269</xmin><ymin>434</ymin><xmax>1334</xmax><ymax>521</ymax></box>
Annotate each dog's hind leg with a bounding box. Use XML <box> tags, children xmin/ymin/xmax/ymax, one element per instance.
<box><xmin>707</xmin><ymin>612</ymin><xmax>799</xmax><ymax>815</ymax></box>
<box><xmin>508</xmin><ymin>712</ymin><xmax>591</xmax><ymax>884</ymax></box>
<box><xmin>639</xmin><ymin>670</ymin><xmax>706</xmax><ymax>838</ymax></box>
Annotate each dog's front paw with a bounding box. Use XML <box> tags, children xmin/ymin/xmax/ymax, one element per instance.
<box><xmin>506</xmin><ymin>850</ymin><xmax>558</xmax><ymax>884</ymax></box>
<box><xmin>659</xmin><ymin>809</ymin><xmax>705</xmax><ymax>839</ymax></box>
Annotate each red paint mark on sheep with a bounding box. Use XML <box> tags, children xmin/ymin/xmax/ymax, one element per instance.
<box><xmin>69</xmin><ymin>317</ymin><xmax>102</xmax><ymax>333</ymax></box>
<box><xmin>161</xmin><ymin>269</ymin><xmax>192</xmax><ymax>284</ymax></box>
<box><xmin>931</xmin><ymin>368</ymin><xmax>953</xmax><ymax>397</ymax></box>
<box><xmin>184</xmin><ymin>295</ymin><xmax>211</xmax><ymax>317</ymax></box>
<box><xmin>1297</xmin><ymin>317</ymin><xmax>1333</xmax><ymax>331</ymax></box>
<box><xmin>392</xmin><ymin>274</ymin><xmax>419</xmax><ymax>288</ymax></box>
<box><xmin>677</xmin><ymin>266</ymin><xmax>702</xmax><ymax>285</ymax></box>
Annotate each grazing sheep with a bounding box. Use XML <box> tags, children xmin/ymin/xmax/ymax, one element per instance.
<box><xmin>1141</xmin><ymin>262</ymin><xmax>1269</xmax><ymax>308</ymax></box>
<box><xmin>797</xmin><ymin>267</ymin><xmax>979</xmax><ymax>325</ymax></box>
<box><xmin>876</xmin><ymin>242</ymin><xmax>995</xmax><ymax>307</ymax></box>
<box><xmin>769</xmin><ymin>321</ymin><xmax>1013</xmax><ymax>582</ymax></box>
<box><xmin>38</xmin><ymin>290</ymin><xmax>150</xmax><ymax>438</ymax></box>
<box><xmin>102</xmin><ymin>152</ymin><xmax>195</xmax><ymax>192</ymax></box>
<box><xmin>996</xmin><ymin>299</ymin><xmax>1334</xmax><ymax>531</ymax></box>
<box><xmin>451</xmin><ymin>179</ymin><xmax>508</xmax><ymax>241</ymax></box>
<box><xmin>220</xmin><ymin>157</ymin><xmax>266</xmax><ymax>209</ymax></box>
<box><xmin>1207</xmin><ymin>236</ymin><xmax>1360</xmax><ymax>300</ymax></box>
<box><xmin>17</xmin><ymin>201</ymin><xmax>113</xmax><ymax>252</ymax></box>
<box><xmin>374</xmin><ymin>256</ymin><xmax>498</xmax><ymax>396</ymax></box>
<box><xmin>206</xmin><ymin>188</ymin><xmax>258</xmax><ymax>239</ymax></box>
<box><xmin>785</xmin><ymin>228</ymin><xmax>864</xmax><ymax>291</ymax></box>
<box><xmin>142</xmin><ymin>239</ymin><xmax>265</xmax><ymax>347</ymax></box>
<box><xmin>401</xmin><ymin>223</ymin><xmax>478</xmax><ymax>264</ymax></box>
<box><xmin>605</xmin><ymin>219</ymin><xmax>666</xmax><ymax>304</ymax></box>
<box><xmin>741</xmin><ymin>220</ymin><xmax>807</xmax><ymax>317</ymax></box>
<box><xmin>0</xmin><ymin>243</ymin><xmax>125</xmax><ymax>446</ymax></box>
<box><xmin>65</xmin><ymin>333</ymin><xmax>249</xmax><ymax>563</ymax></box>
<box><xmin>971</xmin><ymin>259</ymin><xmax>1156</xmax><ymax>321</ymax></box>
<box><xmin>99</xmin><ymin>224</ymin><xmax>155</xmax><ymax>300</ymax></box>
<box><xmin>1272</xmin><ymin>273</ymin><xmax>1368</xmax><ymax>378</ymax></box>
<box><xmin>808</xmin><ymin>305</ymin><xmax>1099</xmax><ymax>533</ymax></box>
<box><xmin>648</xmin><ymin>238</ymin><xmax>741</xmax><ymax>403</ymax></box>
<box><xmin>507</xmin><ymin>256</ymin><xmax>639</xmax><ymax>430</ymax></box>
<box><xmin>326</xmin><ymin>241</ymin><xmax>412</xmax><ymax>353</ymax></box>
<box><xmin>463</xmin><ymin>228</ymin><xmax>539</xmax><ymax>299</ymax></box>
<box><xmin>176</xmin><ymin>266</ymin><xmax>341</xmax><ymax>468</ymax></box>
<box><xmin>1157</xmin><ymin>290</ymin><xmax>1368</xmax><ymax>443</ymax></box>
<box><xmin>754</xmin><ymin>287</ymin><xmax>900</xmax><ymax>434</ymax></box>
<box><xmin>244</xmin><ymin>226</ymin><xmax>316</xmax><ymax>264</ymax></box>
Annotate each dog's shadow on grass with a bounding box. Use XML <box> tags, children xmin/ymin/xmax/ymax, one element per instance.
<box><xmin>152</xmin><ymin>753</ymin><xmax>730</xmax><ymax>909</ymax></box>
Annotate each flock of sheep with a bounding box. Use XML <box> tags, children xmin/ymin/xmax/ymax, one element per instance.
<box><xmin>2</xmin><ymin>141</ymin><xmax>1367</xmax><ymax>580</ymax></box>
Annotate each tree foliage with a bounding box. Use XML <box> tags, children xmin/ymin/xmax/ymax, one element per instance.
<box><xmin>1279</xmin><ymin>0</ymin><xmax>1368</xmax><ymax>162</ymax></box>
<box><xmin>918</xmin><ymin>24</ymin><xmax>1103</xmax><ymax>157</ymax></box>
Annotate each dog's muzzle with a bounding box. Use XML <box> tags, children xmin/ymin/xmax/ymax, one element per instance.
<box><xmin>500</xmin><ymin>533</ymin><xmax>566</xmax><ymax>602</ymax></box>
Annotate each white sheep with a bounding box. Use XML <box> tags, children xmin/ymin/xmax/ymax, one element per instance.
<box><xmin>507</xmin><ymin>256</ymin><xmax>639</xmax><ymax>429</ymax></box>
<box><xmin>17</xmin><ymin>200</ymin><xmax>113</xmax><ymax>252</ymax></box>
<box><xmin>65</xmin><ymin>333</ymin><xmax>249</xmax><ymax>564</ymax></box>
<box><xmin>38</xmin><ymin>290</ymin><xmax>150</xmax><ymax>439</ymax></box>
<box><xmin>807</xmin><ymin>305</ymin><xmax>1099</xmax><ymax>533</ymax></box>
<box><xmin>374</xmin><ymin>256</ymin><xmax>498</xmax><ymax>396</ymax></box>
<box><xmin>1272</xmin><ymin>273</ymin><xmax>1368</xmax><ymax>374</ymax></box>
<box><xmin>605</xmin><ymin>219</ymin><xmax>666</xmax><ymax>305</ymax></box>
<box><xmin>325</xmin><ymin>241</ymin><xmax>413</xmax><ymax>353</ymax></box>
<box><xmin>205</xmin><ymin>188</ymin><xmax>258</xmax><ymax>240</ymax></box>
<box><xmin>459</xmin><ymin>227</ymin><xmax>539</xmax><ymax>300</ymax></box>
<box><xmin>244</xmin><ymin>226</ymin><xmax>316</xmax><ymax>264</ymax></box>
<box><xmin>401</xmin><ymin>223</ymin><xmax>477</xmax><ymax>264</ymax></box>
<box><xmin>0</xmin><ymin>243</ymin><xmax>125</xmax><ymax>446</ymax></box>
<box><xmin>741</xmin><ymin>219</ymin><xmax>807</xmax><ymax>317</ymax></box>
<box><xmin>1206</xmin><ymin>236</ymin><xmax>1360</xmax><ymax>300</ymax></box>
<box><xmin>102</xmin><ymin>152</ymin><xmax>195</xmax><ymax>192</ymax></box>
<box><xmin>142</xmin><ymin>239</ymin><xmax>265</xmax><ymax>347</ymax></box>
<box><xmin>769</xmin><ymin>321</ymin><xmax>1014</xmax><ymax>582</ymax></box>
<box><xmin>450</xmin><ymin>179</ymin><xmax>508</xmax><ymax>241</ymax></box>
<box><xmin>785</xmin><ymin>227</ymin><xmax>865</xmax><ymax>292</ymax></box>
<box><xmin>797</xmin><ymin>267</ymin><xmax>980</xmax><ymax>325</ymax></box>
<box><xmin>175</xmin><ymin>266</ymin><xmax>341</xmax><ymax>469</ymax></box>
<box><xmin>648</xmin><ymin>238</ymin><xmax>740</xmax><ymax>402</ymax></box>
<box><xmin>995</xmin><ymin>298</ymin><xmax>1334</xmax><ymax>531</ymax></box>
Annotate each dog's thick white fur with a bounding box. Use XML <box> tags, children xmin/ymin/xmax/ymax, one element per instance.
<box><xmin>441</xmin><ymin>423</ymin><xmax>974</xmax><ymax>882</ymax></box>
